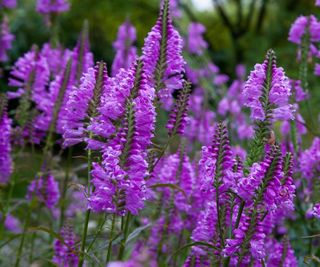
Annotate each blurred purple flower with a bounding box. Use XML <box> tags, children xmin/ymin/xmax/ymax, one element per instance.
<box><xmin>187</xmin><ymin>22</ymin><xmax>208</xmax><ymax>55</ymax></box>
<box><xmin>27</xmin><ymin>173</ymin><xmax>60</xmax><ymax>210</ymax></box>
<box><xmin>0</xmin><ymin>102</ymin><xmax>13</xmax><ymax>184</ymax></box>
<box><xmin>112</xmin><ymin>21</ymin><xmax>137</xmax><ymax>76</ymax></box>
<box><xmin>53</xmin><ymin>225</ymin><xmax>79</xmax><ymax>267</ymax></box>
<box><xmin>36</xmin><ymin>0</ymin><xmax>70</xmax><ymax>14</ymax></box>
<box><xmin>0</xmin><ymin>17</ymin><xmax>14</xmax><ymax>62</ymax></box>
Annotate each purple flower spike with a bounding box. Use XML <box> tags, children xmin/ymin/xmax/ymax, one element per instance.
<box><xmin>0</xmin><ymin>97</ymin><xmax>13</xmax><ymax>184</ymax></box>
<box><xmin>112</xmin><ymin>21</ymin><xmax>138</xmax><ymax>76</ymax></box>
<box><xmin>0</xmin><ymin>16</ymin><xmax>14</xmax><ymax>62</ymax></box>
<box><xmin>27</xmin><ymin>173</ymin><xmax>60</xmax><ymax>210</ymax></box>
<box><xmin>53</xmin><ymin>224</ymin><xmax>79</xmax><ymax>267</ymax></box>
<box><xmin>242</xmin><ymin>49</ymin><xmax>294</xmax><ymax>122</ymax></box>
<box><xmin>63</xmin><ymin>62</ymin><xmax>108</xmax><ymax>148</ymax></box>
<box><xmin>36</xmin><ymin>0</ymin><xmax>70</xmax><ymax>14</ymax></box>
<box><xmin>89</xmin><ymin>60</ymin><xmax>156</xmax><ymax>215</ymax></box>
<box><xmin>187</xmin><ymin>22</ymin><xmax>208</xmax><ymax>56</ymax></box>
<box><xmin>142</xmin><ymin>0</ymin><xmax>185</xmax><ymax>108</ymax></box>
<box><xmin>166</xmin><ymin>81</ymin><xmax>191</xmax><ymax>136</ymax></box>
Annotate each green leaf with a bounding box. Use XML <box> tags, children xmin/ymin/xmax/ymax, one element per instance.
<box><xmin>126</xmin><ymin>223</ymin><xmax>152</xmax><ymax>245</ymax></box>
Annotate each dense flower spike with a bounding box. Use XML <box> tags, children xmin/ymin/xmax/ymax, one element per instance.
<box><xmin>111</xmin><ymin>21</ymin><xmax>138</xmax><ymax>76</ymax></box>
<box><xmin>27</xmin><ymin>173</ymin><xmax>60</xmax><ymax>210</ymax></box>
<box><xmin>199</xmin><ymin>122</ymin><xmax>234</xmax><ymax>195</ymax></box>
<box><xmin>35</xmin><ymin>58</ymin><xmax>73</xmax><ymax>135</ymax></box>
<box><xmin>242</xmin><ymin>49</ymin><xmax>294</xmax><ymax>122</ymax></box>
<box><xmin>53</xmin><ymin>224</ymin><xmax>79</xmax><ymax>267</ymax></box>
<box><xmin>166</xmin><ymin>81</ymin><xmax>191</xmax><ymax>136</ymax></box>
<box><xmin>142</xmin><ymin>0</ymin><xmax>185</xmax><ymax>108</ymax></box>
<box><xmin>36</xmin><ymin>0</ymin><xmax>70</xmax><ymax>14</ymax></box>
<box><xmin>8</xmin><ymin>46</ymin><xmax>52</xmax><ymax>143</ymax></box>
<box><xmin>89</xmin><ymin>60</ymin><xmax>156</xmax><ymax>215</ymax></box>
<box><xmin>63</xmin><ymin>62</ymin><xmax>108</xmax><ymax>147</ymax></box>
<box><xmin>0</xmin><ymin>17</ymin><xmax>14</xmax><ymax>62</ymax></box>
<box><xmin>0</xmin><ymin>96</ymin><xmax>13</xmax><ymax>184</ymax></box>
<box><xmin>187</xmin><ymin>22</ymin><xmax>208</xmax><ymax>55</ymax></box>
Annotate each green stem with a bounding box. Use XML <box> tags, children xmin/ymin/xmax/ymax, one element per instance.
<box><xmin>14</xmin><ymin>205</ymin><xmax>32</xmax><ymax>267</ymax></box>
<box><xmin>87</xmin><ymin>214</ymin><xmax>108</xmax><ymax>253</ymax></box>
<box><xmin>59</xmin><ymin>147</ymin><xmax>73</xmax><ymax>228</ymax></box>
<box><xmin>118</xmin><ymin>213</ymin><xmax>131</xmax><ymax>260</ymax></box>
<box><xmin>78</xmin><ymin>144</ymin><xmax>93</xmax><ymax>267</ymax></box>
<box><xmin>106</xmin><ymin>213</ymin><xmax>117</xmax><ymax>263</ymax></box>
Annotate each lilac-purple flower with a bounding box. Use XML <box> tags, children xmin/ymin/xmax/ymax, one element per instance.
<box><xmin>0</xmin><ymin>99</ymin><xmax>13</xmax><ymax>184</ymax></box>
<box><xmin>142</xmin><ymin>0</ymin><xmax>185</xmax><ymax>108</ymax></box>
<box><xmin>112</xmin><ymin>21</ymin><xmax>138</xmax><ymax>76</ymax></box>
<box><xmin>36</xmin><ymin>0</ymin><xmax>70</xmax><ymax>14</ymax></box>
<box><xmin>187</xmin><ymin>22</ymin><xmax>208</xmax><ymax>56</ymax></box>
<box><xmin>242</xmin><ymin>49</ymin><xmax>294</xmax><ymax>121</ymax></box>
<box><xmin>0</xmin><ymin>16</ymin><xmax>14</xmax><ymax>62</ymax></box>
<box><xmin>53</xmin><ymin>225</ymin><xmax>79</xmax><ymax>267</ymax></box>
<box><xmin>27</xmin><ymin>173</ymin><xmax>60</xmax><ymax>210</ymax></box>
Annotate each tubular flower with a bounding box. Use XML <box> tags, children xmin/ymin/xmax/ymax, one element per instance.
<box><xmin>262</xmin><ymin>238</ymin><xmax>298</xmax><ymax>267</ymax></box>
<box><xmin>0</xmin><ymin>97</ymin><xmax>13</xmax><ymax>184</ymax></box>
<box><xmin>8</xmin><ymin>46</ymin><xmax>51</xmax><ymax>143</ymax></box>
<box><xmin>35</xmin><ymin>59</ymin><xmax>73</xmax><ymax>135</ymax></box>
<box><xmin>27</xmin><ymin>173</ymin><xmax>60</xmax><ymax>210</ymax></box>
<box><xmin>111</xmin><ymin>20</ymin><xmax>138</xmax><ymax>76</ymax></box>
<box><xmin>242</xmin><ymin>49</ymin><xmax>294</xmax><ymax>122</ymax></box>
<box><xmin>40</xmin><ymin>43</ymin><xmax>72</xmax><ymax>76</ymax></box>
<box><xmin>288</xmin><ymin>15</ymin><xmax>320</xmax><ymax>44</ymax></box>
<box><xmin>0</xmin><ymin>17</ymin><xmax>14</xmax><ymax>62</ymax></box>
<box><xmin>89</xmin><ymin>60</ymin><xmax>156</xmax><ymax>215</ymax></box>
<box><xmin>53</xmin><ymin>225</ymin><xmax>79</xmax><ymax>267</ymax></box>
<box><xmin>237</xmin><ymin>145</ymin><xmax>283</xmax><ymax>211</ymax></box>
<box><xmin>312</xmin><ymin>203</ymin><xmax>320</xmax><ymax>219</ymax></box>
<box><xmin>187</xmin><ymin>22</ymin><xmax>208</xmax><ymax>55</ymax></box>
<box><xmin>300</xmin><ymin>137</ymin><xmax>320</xmax><ymax>179</ymax></box>
<box><xmin>0</xmin><ymin>0</ymin><xmax>16</xmax><ymax>8</ymax></box>
<box><xmin>142</xmin><ymin>0</ymin><xmax>185</xmax><ymax>108</ymax></box>
<box><xmin>166</xmin><ymin>81</ymin><xmax>191</xmax><ymax>136</ymax></box>
<box><xmin>199</xmin><ymin>122</ymin><xmax>234</xmax><ymax>196</ymax></box>
<box><xmin>36</xmin><ymin>0</ymin><xmax>70</xmax><ymax>14</ymax></box>
<box><xmin>63</xmin><ymin>62</ymin><xmax>108</xmax><ymax>148</ymax></box>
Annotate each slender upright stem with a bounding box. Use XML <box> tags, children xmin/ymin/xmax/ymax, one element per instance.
<box><xmin>78</xmin><ymin>143</ymin><xmax>93</xmax><ymax>267</ymax></box>
<box><xmin>15</xmin><ymin>206</ymin><xmax>32</xmax><ymax>267</ymax></box>
<box><xmin>59</xmin><ymin>147</ymin><xmax>73</xmax><ymax>228</ymax></box>
<box><xmin>106</xmin><ymin>213</ymin><xmax>117</xmax><ymax>263</ymax></box>
<box><xmin>117</xmin><ymin>213</ymin><xmax>131</xmax><ymax>260</ymax></box>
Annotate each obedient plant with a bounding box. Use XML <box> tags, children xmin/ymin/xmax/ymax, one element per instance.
<box><xmin>0</xmin><ymin>16</ymin><xmax>14</xmax><ymax>62</ymax></box>
<box><xmin>0</xmin><ymin>95</ymin><xmax>12</xmax><ymax>184</ymax></box>
<box><xmin>111</xmin><ymin>20</ymin><xmax>137</xmax><ymax>76</ymax></box>
<box><xmin>3</xmin><ymin>1</ymin><xmax>320</xmax><ymax>267</ymax></box>
<box><xmin>142</xmin><ymin>0</ymin><xmax>185</xmax><ymax>108</ymax></box>
<box><xmin>88</xmin><ymin>59</ymin><xmax>156</xmax><ymax>215</ymax></box>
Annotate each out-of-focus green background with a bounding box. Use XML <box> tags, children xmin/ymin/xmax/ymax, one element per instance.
<box><xmin>4</xmin><ymin>0</ymin><xmax>318</xmax><ymax>76</ymax></box>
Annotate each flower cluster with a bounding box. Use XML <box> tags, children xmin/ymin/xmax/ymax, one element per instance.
<box><xmin>242</xmin><ymin>49</ymin><xmax>294</xmax><ymax>122</ymax></box>
<box><xmin>142</xmin><ymin>0</ymin><xmax>185</xmax><ymax>108</ymax></box>
<box><xmin>111</xmin><ymin>21</ymin><xmax>137</xmax><ymax>76</ymax></box>
<box><xmin>0</xmin><ymin>97</ymin><xmax>12</xmax><ymax>184</ymax></box>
